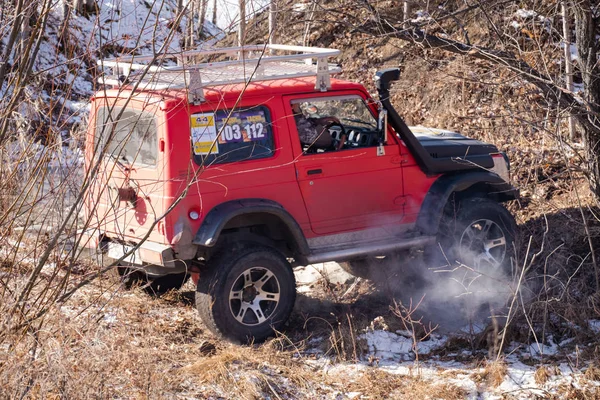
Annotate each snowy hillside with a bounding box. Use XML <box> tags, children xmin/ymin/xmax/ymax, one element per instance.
<box><xmin>1</xmin><ymin>0</ymin><xmax>224</xmax><ymax>133</ymax></box>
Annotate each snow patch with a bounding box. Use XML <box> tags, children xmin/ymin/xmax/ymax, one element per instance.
<box><xmin>515</xmin><ymin>9</ymin><xmax>538</xmax><ymax>19</ymax></box>
<box><xmin>412</xmin><ymin>10</ymin><xmax>431</xmax><ymax>24</ymax></box>
<box><xmin>561</xmin><ymin>42</ymin><xmax>579</xmax><ymax>62</ymax></box>
<box><xmin>527</xmin><ymin>335</ymin><xmax>559</xmax><ymax>358</ymax></box>
<box><xmin>361</xmin><ymin>330</ymin><xmax>446</xmax><ymax>362</ymax></box>
<box><xmin>588</xmin><ymin>319</ymin><xmax>600</xmax><ymax>333</ymax></box>
<box><xmin>294</xmin><ymin>262</ymin><xmax>354</xmax><ymax>293</ymax></box>
<box><xmin>292</xmin><ymin>2</ymin><xmax>310</xmax><ymax>12</ymax></box>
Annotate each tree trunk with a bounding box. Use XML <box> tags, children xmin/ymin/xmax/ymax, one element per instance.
<box><xmin>269</xmin><ymin>0</ymin><xmax>277</xmax><ymax>44</ymax></box>
<box><xmin>403</xmin><ymin>1</ymin><xmax>411</xmax><ymax>29</ymax></box>
<box><xmin>572</xmin><ymin>0</ymin><xmax>600</xmax><ymax>197</ymax></box>
<box><xmin>16</xmin><ymin>3</ymin><xmax>32</xmax><ymax>63</ymax></box>
<box><xmin>238</xmin><ymin>0</ymin><xmax>245</xmax><ymax>47</ymax></box>
<box><xmin>185</xmin><ymin>0</ymin><xmax>196</xmax><ymax>49</ymax></box>
<box><xmin>212</xmin><ymin>0</ymin><xmax>217</xmax><ymax>25</ymax></box>
<box><xmin>197</xmin><ymin>0</ymin><xmax>208</xmax><ymax>38</ymax></box>
<box><xmin>0</xmin><ymin>0</ymin><xmax>24</xmax><ymax>85</ymax></box>
<box><xmin>562</xmin><ymin>2</ymin><xmax>576</xmax><ymax>141</ymax></box>
<box><xmin>73</xmin><ymin>0</ymin><xmax>83</xmax><ymax>14</ymax></box>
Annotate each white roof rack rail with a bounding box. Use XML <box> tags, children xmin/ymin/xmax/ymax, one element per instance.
<box><xmin>97</xmin><ymin>44</ymin><xmax>342</xmax><ymax>103</ymax></box>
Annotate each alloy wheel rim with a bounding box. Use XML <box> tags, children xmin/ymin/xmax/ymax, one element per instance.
<box><xmin>229</xmin><ymin>267</ymin><xmax>281</xmax><ymax>326</ymax></box>
<box><xmin>459</xmin><ymin>219</ymin><xmax>507</xmax><ymax>271</ymax></box>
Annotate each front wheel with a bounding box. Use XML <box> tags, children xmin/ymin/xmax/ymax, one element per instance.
<box><xmin>433</xmin><ymin>198</ymin><xmax>518</xmax><ymax>278</ymax></box>
<box><xmin>196</xmin><ymin>246</ymin><xmax>296</xmax><ymax>343</ymax></box>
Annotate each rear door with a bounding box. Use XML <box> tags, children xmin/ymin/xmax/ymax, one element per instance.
<box><xmin>284</xmin><ymin>93</ymin><xmax>405</xmax><ymax>235</ymax></box>
<box><xmin>87</xmin><ymin>98</ymin><xmax>167</xmax><ymax>244</ymax></box>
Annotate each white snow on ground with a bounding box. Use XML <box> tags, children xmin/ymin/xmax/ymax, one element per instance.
<box><xmin>311</xmin><ymin>353</ymin><xmax>599</xmax><ymax>399</ymax></box>
<box><xmin>510</xmin><ymin>8</ymin><xmax>552</xmax><ymax>34</ymax></box>
<box><xmin>515</xmin><ymin>9</ymin><xmax>538</xmax><ymax>19</ymax></box>
<box><xmin>292</xmin><ymin>2</ymin><xmax>310</xmax><ymax>12</ymax></box>
<box><xmin>589</xmin><ymin>319</ymin><xmax>600</xmax><ymax>333</ymax></box>
<box><xmin>95</xmin><ymin>0</ymin><xmax>183</xmax><ymax>53</ymax></box>
<box><xmin>412</xmin><ymin>10</ymin><xmax>431</xmax><ymax>24</ymax></box>
<box><xmin>560</xmin><ymin>42</ymin><xmax>580</xmax><ymax>62</ymax></box>
<box><xmin>294</xmin><ymin>262</ymin><xmax>599</xmax><ymax>398</ymax></box>
<box><xmin>361</xmin><ymin>330</ymin><xmax>447</xmax><ymax>361</ymax></box>
<box><xmin>11</xmin><ymin>0</ymin><xmax>225</xmax><ymax>122</ymax></box>
<box><xmin>6</xmin><ymin>141</ymin><xmax>83</xmax><ymax>170</ymax></box>
<box><xmin>294</xmin><ymin>262</ymin><xmax>354</xmax><ymax>293</ymax></box>
<box><xmin>527</xmin><ymin>334</ymin><xmax>559</xmax><ymax>358</ymax></box>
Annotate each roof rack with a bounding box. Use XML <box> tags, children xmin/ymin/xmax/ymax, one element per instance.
<box><xmin>97</xmin><ymin>44</ymin><xmax>342</xmax><ymax>103</ymax></box>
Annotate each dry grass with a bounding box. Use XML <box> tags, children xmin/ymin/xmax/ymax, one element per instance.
<box><xmin>0</xmin><ymin>271</ymin><xmax>466</xmax><ymax>399</ymax></box>
<box><xmin>583</xmin><ymin>364</ymin><xmax>600</xmax><ymax>381</ymax></box>
<box><xmin>347</xmin><ymin>370</ymin><xmax>466</xmax><ymax>400</ymax></box>
<box><xmin>555</xmin><ymin>383</ymin><xmax>600</xmax><ymax>400</ymax></box>
<box><xmin>534</xmin><ymin>365</ymin><xmax>560</xmax><ymax>385</ymax></box>
<box><xmin>471</xmin><ymin>360</ymin><xmax>508</xmax><ymax>388</ymax></box>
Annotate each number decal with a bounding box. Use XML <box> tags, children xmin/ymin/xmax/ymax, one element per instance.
<box><xmin>215</xmin><ymin>111</ymin><xmax>269</xmax><ymax>144</ymax></box>
<box><xmin>242</xmin><ymin>123</ymin><xmax>265</xmax><ymax>139</ymax></box>
<box><xmin>232</xmin><ymin>124</ymin><xmax>242</xmax><ymax>140</ymax></box>
<box><xmin>224</xmin><ymin>125</ymin><xmax>234</xmax><ymax>141</ymax></box>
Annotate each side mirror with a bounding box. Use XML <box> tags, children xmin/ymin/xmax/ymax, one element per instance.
<box><xmin>378</xmin><ymin>109</ymin><xmax>388</xmax><ymax>143</ymax></box>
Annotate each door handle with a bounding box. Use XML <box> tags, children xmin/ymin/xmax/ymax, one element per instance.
<box><xmin>307</xmin><ymin>169</ymin><xmax>322</xmax><ymax>175</ymax></box>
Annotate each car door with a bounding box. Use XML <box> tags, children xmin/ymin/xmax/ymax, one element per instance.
<box><xmin>284</xmin><ymin>93</ymin><xmax>405</xmax><ymax>235</ymax></box>
<box><xmin>88</xmin><ymin>99</ymin><xmax>168</xmax><ymax>245</ymax></box>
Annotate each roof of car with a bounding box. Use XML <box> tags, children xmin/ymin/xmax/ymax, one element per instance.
<box><xmin>93</xmin><ymin>76</ymin><xmax>369</xmax><ymax>108</ymax></box>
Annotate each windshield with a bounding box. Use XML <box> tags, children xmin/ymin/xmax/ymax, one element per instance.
<box><xmin>95</xmin><ymin>106</ymin><xmax>158</xmax><ymax>167</ymax></box>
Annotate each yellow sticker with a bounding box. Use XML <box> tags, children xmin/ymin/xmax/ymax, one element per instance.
<box><xmin>191</xmin><ymin>114</ymin><xmax>215</xmax><ymax>128</ymax></box>
<box><xmin>191</xmin><ymin>113</ymin><xmax>218</xmax><ymax>155</ymax></box>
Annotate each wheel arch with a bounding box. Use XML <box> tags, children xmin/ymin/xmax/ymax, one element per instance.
<box><xmin>416</xmin><ymin>171</ymin><xmax>519</xmax><ymax>236</ymax></box>
<box><xmin>193</xmin><ymin>199</ymin><xmax>310</xmax><ymax>260</ymax></box>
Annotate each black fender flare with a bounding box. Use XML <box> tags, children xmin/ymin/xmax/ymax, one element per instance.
<box><xmin>416</xmin><ymin>171</ymin><xmax>519</xmax><ymax>235</ymax></box>
<box><xmin>192</xmin><ymin>199</ymin><xmax>310</xmax><ymax>256</ymax></box>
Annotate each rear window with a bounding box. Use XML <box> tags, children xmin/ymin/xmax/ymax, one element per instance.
<box><xmin>95</xmin><ymin>106</ymin><xmax>158</xmax><ymax>167</ymax></box>
<box><xmin>191</xmin><ymin>106</ymin><xmax>274</xmax><ymax>166</ymax></box>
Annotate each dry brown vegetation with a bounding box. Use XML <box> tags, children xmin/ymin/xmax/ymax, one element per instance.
<box><xmin>2</xmin><ymin>0</ymin><xmax>600</xmax><ymax>398</ymax></box>
<box><xmin>471</xmin><ymin>359</ymin><xmax>508</xmax><ymax>388</ymax></box>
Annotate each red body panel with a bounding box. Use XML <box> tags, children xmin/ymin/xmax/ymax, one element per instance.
<box><xmin>84</xmin><ymin>76</ymin><xmax>437</xmax><ymax>249</ymax></box>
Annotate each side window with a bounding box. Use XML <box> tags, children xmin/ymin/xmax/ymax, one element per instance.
<box><xmin>95</xmin><ymin>106</ymin><xmax>158</xmax><ymax>167</ymax></box>
<box><xmin>291</xmin><ymin>96</ymin><xmax>379</xmax><ymax>154</ymax></box>
<box><xmin>191</xmin><ymin>106</ymin><xmax>274</xmax><ymax>166</ymax></box>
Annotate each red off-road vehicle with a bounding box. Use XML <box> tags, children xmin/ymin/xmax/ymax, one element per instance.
<box><xmin>83</xmin><ymin>45</ymin><xmax>518</xmax><ymax>343</ymax></box>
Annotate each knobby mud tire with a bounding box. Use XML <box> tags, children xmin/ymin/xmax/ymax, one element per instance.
<box><xmin>195</xmin><ymin>245</ymin><xmax>296</xmax><ymax>344</ymax></box>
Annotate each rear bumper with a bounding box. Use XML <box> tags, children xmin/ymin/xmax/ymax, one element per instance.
<box><xmin>105</xmin><ymin>240</ymin><xmax>177</xmax><ymax>267</ymax></box>
<box><xmin>78</xmin><ymin>229</ymin><xmax>187</xmax><ymax>276</ymax></box>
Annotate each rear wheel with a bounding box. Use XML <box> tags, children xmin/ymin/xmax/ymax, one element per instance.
<box><xmin>146</xmin><ymin>273</ymin><xmax>190</xmax><ymax>294</ymax></box>
<box><xmin>114</xmin><ymin>266</ymin><xmax>143</xmax><ymax>289</ymax></box>
<box><xmin>196</xmin><ymin>246</ymin><xmax>296</xmax><ymax>343</ymax></box>
<box><xmin>114</xmin><ymin>266</ymin><xmax>189</xmax><ymax>294</ymax></box>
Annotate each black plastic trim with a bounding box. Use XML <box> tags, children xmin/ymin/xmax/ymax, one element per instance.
<box><xmin>376</xmin><ymin>68</ymin><xmax>497</xmax><ymax>175</ymax></box>
<box><xmin>416</xmin><ymin>171</ymin><xmax>519</xmax><ymax>235</ymax></box>
<box><xmin>193</xmin><ymin>199</ymin><xmax>310</xmax><ymax>256</ymax></box>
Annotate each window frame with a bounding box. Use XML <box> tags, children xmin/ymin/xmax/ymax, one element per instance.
<box><xmin>191</xmin><ymin>105</ymin><xmax>276</xmax><ymax>167</ymax></box>
<box><xmin>94</xmin><ymin>105</ymin><xmax>159</xmax><ymax>169</ymax></box>
<box><xmin>289</xmin><ymin>94</ymin><xmax>380</xmax><ymax>155</ymax></box>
